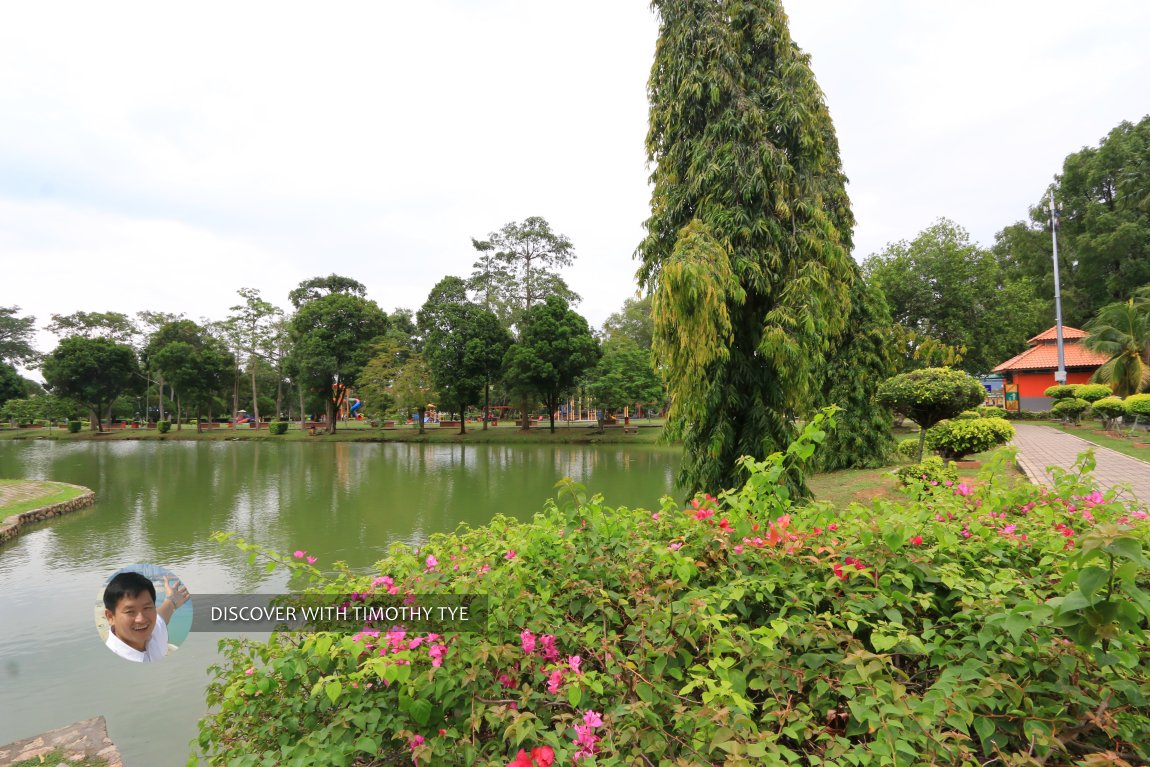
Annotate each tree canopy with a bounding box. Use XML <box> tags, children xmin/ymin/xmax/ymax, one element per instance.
<box><xmin>1083</xmin><ymin>288</ymin><xmax>1150</xmax><ymax>397</ymax></box>
<box><xmin>145</xmin><ymin>320</ymin><xmax>234</xmax><ymax>430</ymax></box>
<box><xmin>586</xmin><ymin>341</ymin><xmax>663</xmax><ymax>418</ymax></box>
<box><xmin>46</xmin><ymin>311</ymin><xmax>140</xmax><ymax>345</ymax></box>
<box><xmin>0</xmin><ymin>306</ymin><xmax>39</xmax><ymax>367</ymax></box>
<box><xmin>41</xmin><ymin>336</ymin><xmax>141</xmax><ymax>431</ymax></box>
<box><xmin>876</xmin><ymin>367</ymin><xmax>987</xmax><ymax>461</ymax></box>
<box><xmin>639</xmin><ymin>0</ymin><xmax>855</xmax><ymax>497</ymax></box>
<box><xmin>862</xmin><ymin>219</ymin><xmax>1046</xmax><ymax>375</ymax></box>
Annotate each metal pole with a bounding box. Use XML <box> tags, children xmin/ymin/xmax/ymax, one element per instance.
<box><xmin>1050</xmin><ymin>189</ymin><xmax>1067</xmax><ymax>384</ymax></box>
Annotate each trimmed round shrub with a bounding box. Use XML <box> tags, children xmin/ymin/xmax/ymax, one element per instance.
<box><xmin>269</xmin><ymin>421</ymin><xmax>289</xmax><ymax>435</ymax></box>
<box><xmin>1092</xmin><ymin>396</ymin><xmax>1126</xmax><ymax>426</ymax></box>
<box><xmin>157</xmin><ymin>420</ymin><xmax>172</xmax><ymax>434</ymax></box>
<box><xmin>1051</xmin><ymin>397</ymin><xmax>1091</xmax><ymax>422</ymax></box>
<box><xmin>1075</xmin><ymin>384</ymin><xmax>1113</xmax><ymax>403</ymax></box>
<box><xmin>955</xmin><ymin>410</ymin><xmax>981</xmax><ymax>420</ymax></box>
<box><xmin>1125</xmin><ymin>393</ymin><xmax>1150</xmax><ymax>418</ymax></box>
<box><xmin>1044</xmin><ymin>384</ymin><xmax>1078</xmax><ymax>400</ymax></box>
<box><xmin>925</xmin><ymin>417</ymin><xmax>1015</xmax><ymax>460</ymax></box>
<box><xmin>976</xmin><ymin>406</ymin><xmax>1007</xmax><ymax>418</ymax></box>
<box><xmin>896</xmin><ymin>437</ymin><xmax>920</xmax><ymax>460</ymax></box>
<box><xmin>67</xmin><ymin>420</ymin><xmax>82</xmax><ymax>433</ymax></box>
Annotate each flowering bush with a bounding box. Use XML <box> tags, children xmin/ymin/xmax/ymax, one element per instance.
<box><xmin>925</xmin><ymin>416</ymin><xmax>1015</xmax><ymax>460</ymax></box>
<box><xmin>194</xmin><ymin>412</ymin><xmax>1150</xmax><ymax>766</ymax></box>
<box><xmin>892</xmin><ymin>455</ymin><xmax>959</xmax><ymax>491</ymax></box>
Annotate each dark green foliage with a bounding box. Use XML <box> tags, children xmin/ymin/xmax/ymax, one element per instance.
<box><xmin>862</xmin><ymin>219</ymin><xmax>1047</xmax><ymax>375</ymax></box>
<box><xmin>896</xmin><ymin>438</ymin><xmax>920</xmax><ymax>460</ymax></box>
<box><xmin>145</xmin><ymin>320</ymin><xmax>236</xmax><ymax>432</ymax></box>
<box><xmin>502</xmin><ymin>295</ymin><xmax>599</xmax><ymax>433</ymax></box>
<box><xmin>268</xmin><ymin>421</ymin><xmax>288</xmax><ymax>435</ymax></box>
<box><xmin>1083</xmin><ymin>290</ymin><xmax>1150</xmax><ymax>397</ymax></box>
<box><xmin>418</xmin><ymin>277</ymin><xmax>512</xmax><ymax>434</ymax></box>
<box><xmin>0</xmin><ymin>306</ymin><xmax>39</xmax><ymax>366</ymax></box>
<box><xmin>639</xmin><ymin>0</ymin><xmax>855</xmax><ymax>497</ymax></box>
<box><xmin>975</xmin><ymin>406</ymin><xmax>1008</xmax><ymax>418</ymax></box>
<box><xmin>997</xmin><ymin>116</ymin><xmax>1150</xmax><ymax>326</ymax></box>
<box><xmin>157</xmin><ymin>420</ymin><xmax>171</xmax><ymax>433</ymax></box>
<box><xmin>45</xmin><ymin>311</ymin><xmax>139</xmax><ymax>344</ymax></box>
<box><xmin>0</xmin><ymin>363</ymin><xmax>24</xmax><ymax>408</ymax></box>
<box><xmin>289</xmin><ymin>281</ymin><xmax>389</xmax><ymax>433</ymax></box>
<box><xmin>585</xmin><ymin>341</ymin><xmax>663</xmax><ymax>417</ymax></box>
<box><xmin>41</xmin><ymin>336</ymin><xmax>140</xmax><ymax>432</ymax></box>
<box><xmin>601</xmin><ymin>296</ymin><xmax>653</xmax><ymax>351</ymax></box>
<box><xmin>67</xmin><ymin>420</ymin><xmax>82</xmax><ymax>433</ymax></box>
<box><xmin>925</xmin><ymin>417</ymin><xmax>1015</xmax><ymax>461</ymax></box>
<box><xmin>876</xmin><ymin>367</ymin><xmax>987</xmax><ymax>461</ymax></box>
<box><xmin>816</xmin><ymin>277</ymin><xmax>897</xmax><ymax>471</ymax></box>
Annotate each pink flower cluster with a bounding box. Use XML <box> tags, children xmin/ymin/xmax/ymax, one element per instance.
<box><xmin>573</xmin><ymin>710</ymin><xmax>603</xmax><ymax>761</ymax></box>
<box><xmin>515</xmin><ymin>630</ymin><xmax>581</xmax><ymax>695</ymax></box>
<box><xmin>293</xmin><ymin>549</ymin><xmax>318</xmax><ymax>565</ymax></box>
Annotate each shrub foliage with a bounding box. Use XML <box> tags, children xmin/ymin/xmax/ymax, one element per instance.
<box><xmin>195</xmin><ymin>414</ymin><xmax>1150</xmax><ymax>767</ymax></box>
<box><xmin>925</xmin><ymin>417</ymin><xmax>1015</xmax><ymax>461</ymax></box>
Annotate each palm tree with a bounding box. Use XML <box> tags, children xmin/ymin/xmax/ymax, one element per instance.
<box><xmin>1083</xmin><ymin>289</ymin><xmax>1150</xmax><ymax>397</ymax></box>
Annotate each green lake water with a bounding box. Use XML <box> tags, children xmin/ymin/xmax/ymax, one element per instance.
<box><xmin>0</xmin><ymin>440</ymin><xmax>679</xmax><ymax>765</ymax></box>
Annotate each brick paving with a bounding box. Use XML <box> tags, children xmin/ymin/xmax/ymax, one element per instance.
<box><xmin>1011</xmin><ymin>424</ymin><xmax>1150</xmax><ymax>508</ymax></box>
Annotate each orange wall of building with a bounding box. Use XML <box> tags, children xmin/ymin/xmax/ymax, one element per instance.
<box><xmin>1012</xmin><ymin>370</ymin><xmax>1095</xmax><ymax>398</ymax></box>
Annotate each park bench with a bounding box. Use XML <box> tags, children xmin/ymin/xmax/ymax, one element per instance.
<box><xmin>623</xmin><ymin>425</ymin><xmax>639</xmax><ymax>434</ymax></box>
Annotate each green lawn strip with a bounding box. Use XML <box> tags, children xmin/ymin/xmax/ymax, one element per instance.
<box><xmin>0</xmin><ymin>479</ymin><xmax>87</xmax><ymax>516</ymax></box>
<box><xmin>0</xmin><ymin>422</ymin><xmax>671</xmax><ymax>446</ymax></box>
<box><xmin>808</xmin><ymin>446</ymin><xmax>1025</xmax><ymax>507</ymax></box>
<box><xmin>9</xmin><ymin>748</ymin><xmax>107</xmax><ymax>767</ymax></box>
<box><xmin>1041</xmin><ymin>420</ymin><xmax>1150</xmax><ymax>463</ymax></box>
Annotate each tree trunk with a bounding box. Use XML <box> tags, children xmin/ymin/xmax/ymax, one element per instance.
<box><xmin>232</xmin><ymin>365</ymin><xmax>240</xmax><ymax>423</ymax></box>
<box><xmin>196</xmin><ymin>405</ymin><xmax>203</xmax><ymax>433</ymax></box>
<box><xmin>250</xmin><ymin>359</ymin><xmax>261</xmax><ymax>428</ymax></box>
<box><xmin>483</xmin><ymin>383</ymin><xmax>490</xmax><ymax>431</ymax></box>
<box><xmin>158</xmin><ymin>374</ymin><xmax>166</xmax><ymax>423</ymax></box>
<box><xmin>298</xmin><ymin>383</ymin><xmax>306</xmax><ymax>429</ymax></box>
<box><xmin>916</xmin><ymin>426</ymin><xmax>927</xmax><ymax>462</ymax></box>
<box><xmin>275</xmin><ymin>377</ymin><xmax>283</xmax><ymax>422</ymax></box>
<box><xmin>177</xmin><ymin>395</ymin><xmax>183</xmax><ymax>431</ymax></box>
<box><xmin>547</xmin><ymin>393</ymin><xmax>556</xmax><ymax>433</ymax></box>
<box><xmin>459</xmin><ymin>401</ymin><xmax>466</xmax><ymax>435</ymax></box>
<box><xmin>417</xmin><ymin>406</ymin><xmax>426</xmax><ymax>435</ymax></box>
<box><xmin>325</xmin><ymin>397</ymin><xmax>336</xmax><ymax>434</ymax></box>
<box><xmin>90</xmin><ymin>406</ymin><xmax>101</xmax><ymax>432</ymax></box>
<box><xmin>520</xmin><ymin>395</ymin><xmax>530</xmax><ymax>430</ymax></box>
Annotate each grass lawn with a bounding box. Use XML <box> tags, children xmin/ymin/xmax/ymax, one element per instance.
<box><xmin>0</xmin><ymin>421</ymin><xmax>671</xmax><ymax>447</ymax></box>
<box><xmin>1042</xmin><ymin>420</ymin><xmax>1150</xmax><ymax>463</ymax></box>
<box><xmin>808</xmin><ymin>446</ymin><xmax>1026</xmax><ymax>508</ymax></box>
<box><xmin>9</xmin><ymin>748</ymin><xmax>107</xmax><ymax>767</ymax></box>
<box><xmin>0</xmin><ymin>479</ymin><xmax>88</xmax><ymax>516</ymax></box>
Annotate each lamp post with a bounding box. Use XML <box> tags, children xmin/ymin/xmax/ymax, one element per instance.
<box><xmin>1050</xmin><ymin>189</ymin><xmax>1067</xmax><ymax>385</ymax></box>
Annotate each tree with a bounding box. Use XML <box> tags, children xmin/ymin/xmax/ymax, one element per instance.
<box><xmin>638</xmin><ymin>1</ymin><xmax>855</xmax><ymax>497</ymax></box>
<box><xmin>601</xmin><ymin>295</ymin><xmax>654</xmax><ymax>351</ymax></box>
<box><xmin>0</xmin><ymin>363</ymin><xmax>24</xmax><ymax>408</ymax></box>
<box><xmin>228</xmin><ymin>288</ymin><xmax>284</xmax><ymax>425</ymax></box>
<box><xmin>876</xmin><ymin>367</ymin><xmax>987</xmax><ymax>462</ymax></box>
<box><xmin>46</xmin><ymin>311</ymin><xmax>140</xmax><ymax>344</ymax></box>
<box><xmin>862</xmin><ymin>219</ymin><xmax>1047</xmax><ymax>374</ymax></box>
<box><xmin>289</xmin><ymin>281</ymin><xmax>388</xmax><ymax>434</ymax></box>
<box><xmin>390</xmin><ymin>353</ymin><xmax>437</xmax><ymax>434</ymax></box>
<box><xmin>418</xmin><ymin>277</ymin><xmax>511</xmax><ymax>435</ymax></box>
<box><xmin>0</xmin><ymin>306</ymin><xmax>39</xmax><ymax>367</ymax></box>
<box><xmin>288</xmin><ymin>274</ymin><xmax>368</xmax><ymax>310</ymax></box>
<box><xmin>586</xmin><ymin>341</ymin><xmax>664</xmax><ymax>420</ymax></box>
<box><xmin>145</xmin><ymin>320</ymin><xmax>235</xmax><ymax>431</ymax></box>
<box><xmin>996</xmin><ymin>116</ymin><xmax>1150</xmax><ymax>326</ymax></box>
<box><xmin>502</xmin><ymin>295</ymin><xmax>600</xmax><ymax>433</ymax></box>
<box><xmin>473</xmin><ymin>217</ymin><xmax>580</xmax><ymax>329</ymax></box>
<box><xmin>1083</xmin><ymin>290</ymin><xmax>1150</xmax><ymax>397</ymax></box>
<box><xmin>815</xmin><ymin>278</ymin><xmax>898</xmax><ymax>471</ymax></box>
<box><xmin>41</xmin><ymin>337</ymin><xmax>140</xmax><ymax>431</ymax></box>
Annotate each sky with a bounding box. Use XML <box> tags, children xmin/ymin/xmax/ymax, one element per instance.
<box><xmin>2</xmin><ymin>1</ymin><xmax>1149</xmax><ymax>369</ymax></box>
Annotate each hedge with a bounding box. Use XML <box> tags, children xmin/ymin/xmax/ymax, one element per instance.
<box><xmin>925</xmin><ymin>417</ymin><xmax>1015</xmax><ymax>461</ymax></box>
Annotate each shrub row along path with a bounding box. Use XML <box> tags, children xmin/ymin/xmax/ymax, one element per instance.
<box><xmin>1011</xmin><ymin>424</ymin><xmax>1150</xmax><ymax>507</ymax></box>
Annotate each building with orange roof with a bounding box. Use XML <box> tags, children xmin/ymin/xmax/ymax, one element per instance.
<box><xmin>992</xmin><ymin>326</ymin><xmax>1111</xmax><ymax>411</ymax></box>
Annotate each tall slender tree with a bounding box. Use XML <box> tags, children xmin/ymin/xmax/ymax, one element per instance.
<box><xmin>638</xmin><ymin>0</ymin><xmax>855</xmax><ymax>496</ymax></box>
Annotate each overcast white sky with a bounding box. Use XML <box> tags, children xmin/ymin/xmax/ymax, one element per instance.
<box><xmin>2</xmin><ymin>1</ymin><xmax>1148</xmax><ymax>365</ymax></box>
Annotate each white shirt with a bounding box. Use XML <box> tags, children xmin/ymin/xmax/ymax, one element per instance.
<box><xmin>106</xmin><ymin>613</ymin><xmax>169</xmax><ymax>662</ymax></box>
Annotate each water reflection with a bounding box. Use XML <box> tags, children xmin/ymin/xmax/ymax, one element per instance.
<box><xmin>0</xmin><ymin>440</ymin><xmax>679</xmax><ymax>766</ymax></box>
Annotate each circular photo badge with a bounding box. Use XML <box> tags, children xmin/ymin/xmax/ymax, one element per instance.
<box><xmin>95</xmin><ymin>563</ymin><xmax>193</xmax><ymax>663</ymax></box>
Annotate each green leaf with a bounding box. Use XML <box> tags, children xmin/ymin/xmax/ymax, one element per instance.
<box><xmin>568</xmin><ymin>685</ymin><xmax>583</xmax><ymax>707</ymax></box>
<box><xmin>409</xmin><ymin>698</ymin><xmax>432</xmax><ymax>726</ymax></box>
<box><xmin>973</xmin><ymin>716</ymin><xmax>994</xmax><ymax>744</ymax></box>
<box><xmin>1105</xmin><ymin>537</ymin><xmax>1150</xmax><ymax>566</ymax></box>
<box><xmin>323</xmin><ymin>681</ymin><xmax>342</xmax><ymax>705</ymax></box>
<box><xmin>1077</xmin><ymin>566</ymin><xmax>1109</xmax><ymax>599</ymax></box>
<box><xmin>354</xmin><ymin>736</ymin><xmax>378</xmax><ymax>754</ymax></box>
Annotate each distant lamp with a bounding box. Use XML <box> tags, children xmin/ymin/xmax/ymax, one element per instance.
<box><xmin>1050</xmin><ymin>189</ymin><xmax>1067</xmax><ymax>385</ymax></box>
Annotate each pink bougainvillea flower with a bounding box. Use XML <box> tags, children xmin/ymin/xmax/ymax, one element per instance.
<box><xmin>520</xmin><ymin>629</ymin><xmax>537</xmax><ymax>655</ymax></box>
<box><xmin>507</xmin><ymin>750</ymin><xmax>533</xmax><ymax>767</ymax></box>
<box><xmin>306</xmin><ymin>556</ymin><xmax>317</xmax><ymax>564</ymax></box>
<box><xmin>667</xmin><ymin>542</ymin><xmax>683</xmax><ymax>551</ymax></box>
<box><xmin>539</xmin><ymin>634</ymin><xmax>559</xmax><ymax>661</ymax></box>
<box><xmin>832</xmin><ymin>563</ymin><xmax>846</xmax><ymax>580</ymax></box>
<box><xmin>426</xmin><ymin>555</ymin><xmax>438</xmax><ymax>570</ymax></box>
<box><xmin>428</xmin><ymin>643</ymin><xmax>447</xmax><ymax>667</ymax></box>
<box><xmin>547</xmin><ymin>669</ymin><xmax>563</xmax><ymax>693</ymax></box>
<box><xmin>733</xmin><ymin>544</ymin><xmax>744</xmax><ymax>555</ymax></box>
<box><xmin>583</xmin><ymin>710</ymin><xmax>603</xmax><ymax>728</ymax></box>
<box><xmin>530</xmin><ymin>746</ymin><xmax>555</xmax><ymax>767</ymax></box>
<box><xmin>505</xmin><ymin>550</ymin><xmax>517</xmax><ymax>560</ymax></box>
<box><xmin>568</xmin><ymin>655</ymin><xmax>582</xmax><ymax>673</ymax></box>
<box><xmin>651</xmin><ymin>512</ymin><xmax>660</xmax><ymax>521</ymax></box>
<box><xmin>410</xmin><ymin>734</ymin><xmax>425</xmax><ymax>750</ymax></box>
<box><xmin>954</xmin><ymin>484</ymin><xmax>973</xmax><ymax>497</ymax></box>
<box><xmin>498</xmin><ymin>673</ymin><xmax>515</xmax><ymax>689</ymax></box>
<box><xmin>293</xmin><ymin>550</ymin><xmax>305</xmax><ymax>558</ymax></box>
<box><xmin>718</xmin><ymin>517</ymin><xmax>732</xmax><ymax>532</ymax></box>
<box><xmin>244</xmin><ymin>667</ymin><xmax>255</xmax><ymax>676</ymax></box>
<box><xmin>909</xmin><ymin>535</ymin><xmax>923</xmax><ymax>546</ymax></box>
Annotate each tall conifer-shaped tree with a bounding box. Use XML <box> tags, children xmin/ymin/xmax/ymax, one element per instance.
<box><xmin>639</xmin><ymin>0</ymin><xmax>855</xmax><ymax>496</ymax></box>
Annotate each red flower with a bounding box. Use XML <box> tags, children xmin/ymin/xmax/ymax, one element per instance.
<box><xmin>507</xmin><ymin>750</ymin><xmax>534</xmax><ymax>767</ymax></box>
<box><xmin>531</xmin><ymin>746</ymin><xmax>555</xmax><ymax>767</ymax></box>
<box><xmin>909</xmin><ymin>535</ymin><xmax>923</xmax><ymax>546</ymax></box>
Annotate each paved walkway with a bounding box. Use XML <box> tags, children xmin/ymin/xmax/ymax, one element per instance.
<box><xmin>1011</xmin><ymin>424</ymin><xmax>1150</xmax><ymax>507</ymax></box>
